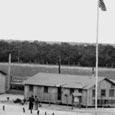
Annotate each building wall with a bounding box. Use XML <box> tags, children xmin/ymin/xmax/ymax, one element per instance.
<box><xmin>41</xmin><ymin>86</ymin><xmax>57</xmax><ymax>103</ymax></box>
<box><xmin>25</xmin><ymin>85</ymin><xmax>85</xmax><ymax>105</ymax></box>
<box><xmin>82</xmin><ymin>90</ymin><xmax>87</xmax><ymax>106</ymax></box>
<box><xmin>24</xmin><ymin>85</ymin><xmax>58</xmax><ymax>103</ymax></box>
<box><xmin>48</xmin><ymin>87</ymin><xmax>57</xmax><ymax>103</ymax></box>
<box><xmin>61</xmin><ymin>88</ymin><xmax>84</xmax><ymax>105</ymax></box>
<box><xmin>24</xmin><ymin>79</ymin><xmax>115</xmax><ymax>107</ymax></box>
<box><xmin>87</xmin><ymin>89</ymin><xmax>92</xmax><ymax>106</ymax></box>
<box><xmin>25</xmin><ymin>85</ymin><xmax>74</xmax><ymax>104</ymax></box>
<box><xmin>0</xmin><ymin>73</ymin><xmax>6</xmax><ymax>93</ymax></box>
<box><xmin>61</xmin><ymin>88</ymin><xmax>70</xmax><ymax>105</ymax></box>
<box><xmin>24</xmin><ymin>85</ymin><xmax>33</xmax><ymax>99</ymax></box>
<box><xmin>87</xmin><ymin>79</ymin><xmax>115</xmax><ymax>106</ymax></box>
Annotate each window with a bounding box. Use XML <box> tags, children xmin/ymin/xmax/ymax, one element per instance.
<box><xmin>70</xmin><ymin>88</ymin><xmax>74</xmax><ymax>95</ymax></box>
<box><xmin>109</xmin><ymin>89</ymin><xmax>114</xmax><ymax>97</ymax></box>
<box><xmin>92</xmin><ymin>100</ymin><xmax>95</xmax><ymax>105</ymax></box>
<box><xmin>29</xmin><ymin>85</ymin><xmax>33</xmax><ymax>91</ymax></box>
<box><xmin>79</xmin><ymin>89</ymin><xmax>82</xmax><ymax>93</ymax></box>
<box><xmin>92</xmin><ymin>89</ymin><xmax>95</xmax><ymax>97</ymax></box>
<box><xmin>44</xmin><ymin>86</ymin><xmax>48</xmax><ymax>93</ymax></box>
<box><xmin>104</xmin><ymin>100</ymin><xmax>107</xmax><ymax>104</ymax></box>
<box><xmin>111</xmin><ymin>84</ymin><xmax>114</xmax><ymax>88</ymax></box>
<box><xmin>101</xmin><ymin>89</ymin><xmax>106</xmax><ymax>97</ymax></box>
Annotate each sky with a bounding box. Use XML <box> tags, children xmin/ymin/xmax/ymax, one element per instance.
<box><xmin>0</xmin><ymin>0</ymin><xmax>114</xmax><ymax>44</ymax></box>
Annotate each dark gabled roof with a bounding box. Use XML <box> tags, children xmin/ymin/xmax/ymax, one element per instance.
<box><xmin>24</xmin><ymin>72</ymin><xmax>105</xmax><ymax>89</ymax></box>
<box><xmin>108</xmin><ymin>79</ymin><xmax>115</xmax><ymax>85</ymax></box>
<box><xmin>0</xmin><ymin>70</ymin><xmax>7</xmax><ymax>75</ymax></box>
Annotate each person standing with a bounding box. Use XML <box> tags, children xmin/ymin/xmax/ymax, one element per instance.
<box><xmin>34</xmin><ymin>96</ymin><xmax>39</xmax><ymax>110</ymax></box>
<box><xmin>29</xmin><ymin>95</ymin><xmax>34</xmax><ymax>113</ymax></box>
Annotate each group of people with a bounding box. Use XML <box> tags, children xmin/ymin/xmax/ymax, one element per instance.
<box><xmin>28</xmin><ymin>95</ymin><xmax>40</xmax><ymax>111</ymax></box>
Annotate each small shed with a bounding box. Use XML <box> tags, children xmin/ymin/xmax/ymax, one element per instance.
<box><xmin>0</xmin><ymin>71</ymin><xmax>7</xmax><ymax>93</ymax></box>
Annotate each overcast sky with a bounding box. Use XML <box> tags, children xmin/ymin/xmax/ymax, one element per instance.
<box><xmin>0</xmin><ymin>0</ymin><xmax>114</xmax><ymax>44</ymax></box>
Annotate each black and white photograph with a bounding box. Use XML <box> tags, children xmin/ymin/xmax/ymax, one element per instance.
<box><xmin>0</xmin><ymin>0</ymin><xmax>115</xmax><ymax>115</ymax></box>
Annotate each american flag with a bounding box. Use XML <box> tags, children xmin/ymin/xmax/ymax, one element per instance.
<box><xmin>99</xmin><ymin>0</ymin><xmax>107</xmax><ymax>11</ymax></box>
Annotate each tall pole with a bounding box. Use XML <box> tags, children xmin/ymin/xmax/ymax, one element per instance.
<box><xmin>8</xmin><ymin>53</ymin><xmax>11</xmax><ymax>91</ymax></box>
<box><xmin>95</xmin><ymin>0</ymin><xmax>99</xmax><ymax>113</ymax></box>
<box><xmin>17</xmin><ymin>49</ymin><xmax>20</xmax><ymax>63</ymax></box>
<box><xmin>58</xmin><ymin>56</ymin><xmax>61</xmax><ymax>74</ymax></box>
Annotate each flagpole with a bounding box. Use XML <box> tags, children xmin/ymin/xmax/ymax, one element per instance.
<box><xmin>95</xmin><ymin>0</ymin><xmax>99</xmax><ymax>114</ymax></box>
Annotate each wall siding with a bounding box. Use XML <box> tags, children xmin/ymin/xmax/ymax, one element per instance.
<box><xmin>87</xmin><ymin>79</ymin><xmax>115</xmax><ymax>106</ymax></box>
<box><xmin>48</xmin><ymin>87</ymin><xmax>57</xmax><ymax>103</ymax></box>
<box><xmin>0</xmin><ymin>74</ymin><xmax>6</xmax><ymax>93</ymax></box>
<box><xmin>62</xmin><ymin>88</ymin><xmax>70</xmax><ymax>104</ymax></box>
<box><xmin>82</xmin><ymin>90</ymin><xmax>87</xmax><ymax>106</ymax></box>
<box><xmin>24</xmin><ymin>79</ymin><xmax>115</xmax><ymax>107</ymax></box>
<box><xmin>24</xmin><ymin>85</ymin><xmax>29</xmax><ymax>99</ymax></box>
<box><xmin>61</xmin><ymin>88</ymin><xmax>82</xmax><ymax>105</ymax></box>
<box><xmin>24</xmin><ymin>85</ymin><xmax>33</xmax><ymax>99</ymax></box>
<box><xmin>25</xmin><ymin>85</ymin><xmax>58</xmax><ymax>103</ymax></box>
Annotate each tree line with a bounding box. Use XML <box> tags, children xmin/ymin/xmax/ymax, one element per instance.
<box><xmin>0</xmin><ymin>40</ymin><xmax>115</xmax><ymax>67</ymax></box>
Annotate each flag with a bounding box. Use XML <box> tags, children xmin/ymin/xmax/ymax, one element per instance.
<box><xmin>99</xmin><ymin>0</ymin><xmax>107</xmax><ymax>11</ymax></box>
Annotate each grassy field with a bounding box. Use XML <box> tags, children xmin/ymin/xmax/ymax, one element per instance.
<box><xmin>0</xmin><ymin>63</ymin><xmax>115</xmax><ymax>80</ymax></box>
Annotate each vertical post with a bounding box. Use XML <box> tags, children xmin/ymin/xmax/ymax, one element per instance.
<box><xmin>58</xmin><ymin>56</ymin><xmax>61</xmax><ymax>74</ymax></box>
<box><xmin>37</xmin><ymin>110</ymin><xmax>39</xmax><ymax>115</ymax></box>
<box><xmin>23</xmin><ymin>107</ymin><xmax>25</xmax><ymax>113</ymax></box>
<box><xmin>3</xmin><ymin>105</ymin><xmax>5</xmax><ymax>111</ymax></box>
<box><xmin>92</xmin><ymin>67</ymin><xmax>95</xmax><ymax>75</ymax></box>
<box><xmin>17</xmin><ymin>49</ymin><xmax>20</xmax><ymax>63</ymax></box>
<box><xmin>45</xmin><ymin>112</ymin><xmax>47</xmax><ymax>115</ymax></box>
<box><xmin>95</xmin><ymin>0</ymin><xmax>99</xmax><ymax>114</ymax></box>
<box><xmin>7</xmin><ymin>53</ymin><xmax>11</xmax><ymax>91</ymax></box>
<box><xmin>71</xmin><ymin>94</ymin><xmax>74</xmax><ymax>109</ymax></box>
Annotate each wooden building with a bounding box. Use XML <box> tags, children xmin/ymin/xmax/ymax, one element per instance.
<box><xmin>0</xmin><ymin>71</ymin><xmax>7</xmax><ymax>93</ymax></box>
<box><xmin>24</xmin><ymin>72</ymin><xmax>115</xmax><ymax>107</ymax></box>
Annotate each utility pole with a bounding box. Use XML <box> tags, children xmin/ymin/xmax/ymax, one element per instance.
<box><xmin>58</xmin><ymin>56</ymin><xmax>61</xmax><ymax>74</ymax></box>
<box><xmin>17</xmin><ymin>49</ymin><xmax>20</xmax><ymax>63</ymax></box>
<box><xmin>7</xmin><ymin>53</ymin><xmax>11</xmax><ymax>91</ymax></box>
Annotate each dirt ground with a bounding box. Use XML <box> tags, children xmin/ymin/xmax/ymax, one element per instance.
<box><xmin>0</xmin><ymin>94</ymin><xmax>115</xmax><ymax>115</ymax></box>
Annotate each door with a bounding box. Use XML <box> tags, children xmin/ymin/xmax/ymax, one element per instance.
<box><xmin>57</xmin><ymin>87</ymin><xmax>61</xmax><ymax>100</ymax></box>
